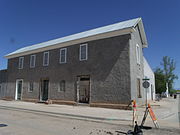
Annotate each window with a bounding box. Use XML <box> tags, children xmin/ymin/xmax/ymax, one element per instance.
<box><xmin>18</xmin><ymin>57</ymin><xmax>24</xmax><ymax>69</ymax></box>
<box><xmin>58</xmin><ymin>80</ymin><xmax>65</xmax><ymax>92</ymax></box>
<box><xmin>137</xmin><ymin>78</ymin><xmax>142</xmax><ymax>98</ymax></box>
<box><xmin>30</xmin><ymin>55</ymin><xmax>36</xmax><ymax>68</ymax></box>
<box><xmin>136</xmin><ymin>44</ymin><xmax>140</xmax><ymax>64</ymax></box>
<box><xmin>43</xmin><ymin>52</ymin><xmax>49</xmax><ymax>66</ymax></box>
<box><xmin>60</xmin><ymin>48</ymin><xmax>67</xmax><ymax>64</ymax></box>
<box><xmin>28</xmin><ymin>82</ymin><xmax>34</xmax><ymax>92</ymax></box>
<box><xmin>79</xmin><ymin>44</ymin><xmax>88</xmax><ymax>61</ymax></box>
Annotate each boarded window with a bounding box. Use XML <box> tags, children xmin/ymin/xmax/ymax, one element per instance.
<box><xmin>43</xmin><ymin>52</ymin><xmax>49</xmax><ymax>66</ymax></box>
<box><xmin>29</xmin><ymin>82</ymin><xmax>34</xmax><ymax>92</ymax></box>
<box><xmin>136</xmin><ymin>44</ymin><xmax>140</xmax><ymax>64</ymax></box>
<box><xmin>30</xmin><ymin>55</ymin><xmax>36</xmax><ymax>68</ymax></box>
<box><xmin>18</xmin><ymin>57</ymin><xmax>24</xmax><ymax>69</ymax></box>
<box><xmin>79</xmin><ymin>44</ymin><xmax>88</xmax><ymax>61</ymax></box>
<box><xmin>60</xmin><ymin>48</ymin><xmax>67</xmax><ymax>63</ymax></box>
<box><xmin>58</xmin><ymin>80</ymin><xmax>65</xmax><ymax>92</ymax></box>
<box><xmin>137</xmin><ymin>78</ymin><xmax>142</xmax><ymax>98</ymax></box>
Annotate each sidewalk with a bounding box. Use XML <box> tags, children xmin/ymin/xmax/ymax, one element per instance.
<box><xmin>0</xmin><ymin>96</ymin><xmax>179</xmax><ymax>129</ymax></box>
<box><xmin>0</xmin><ymin>100</ymin><xmax>132</xmax><ymax>125</ymax></box>
<box><xmin>136</xmin><ymin>96</ymin><xmax>180</xmax><ymax>129</ymax></box>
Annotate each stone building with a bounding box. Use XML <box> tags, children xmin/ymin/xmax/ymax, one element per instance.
<box><xmin>3</xmin><ymin>18</ymin><xmax>152</xmax><ymax>109</ymax></box>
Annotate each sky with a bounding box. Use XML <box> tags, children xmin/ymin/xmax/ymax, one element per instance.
<box><xmin>0</xmin><ymin>0</ymin><xmax>180</xmax><ymax>88</ymax></box>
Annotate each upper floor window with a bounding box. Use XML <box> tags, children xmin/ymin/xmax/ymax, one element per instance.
<box><xmin>60</xmin><ymin>48</ymin><xmax>67</xmax><ymax>64</ymax></box>
<box><xmin>136</xmin><ymin>44</ymin><xmax>140</xmax><ymax>64</ymax></box>
<box><xmin>79</xmin><ymin>44</ymin><xmax>88</xmax><ymax>61</ymax></box>
<box><xmin>43</xmin><ymin>52</ymin><xmax>49</xmax><ymax>66</ymax></box>
<box><xmin>18</xmin><ymin>57</ymin><xmax>24</xmax><ymax>69</ymax></box>
<box><xmin>30</xmin><ymin>55</ymin><xmax>36</xmax><ymax>68</ymax></box>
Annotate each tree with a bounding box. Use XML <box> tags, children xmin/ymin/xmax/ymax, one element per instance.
<box><xmin>154</xmin><ymin>56</ymin><xmax>178</xmax><ymax>94</ymax></box>
<box><xmin>161</xmin><ymin>56</ymin><xmax>178</xmax><ymax>91</ymax></box>
<box><xmin>154</xmin><ymin>68</ymin><xmax>166</xmax><ymax>94</ymax></box>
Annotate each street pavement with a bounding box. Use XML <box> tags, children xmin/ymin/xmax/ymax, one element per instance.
<box><xmin>0</xmin><ymin>96</ymin><xmax>179</xmax><ymax>135</ymax></box>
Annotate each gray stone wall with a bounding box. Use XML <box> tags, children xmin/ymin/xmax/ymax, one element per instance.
<box><xmin>129</xmin><ymin>26</ymin><xmax>145</xmax><ymax>105</ymax></box>
<box><xmin>7</xmin><ymin>34</ymin><xmax>132</xmax><ymax>104</ymax></box>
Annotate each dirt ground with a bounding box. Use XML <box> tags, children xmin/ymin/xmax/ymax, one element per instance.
<box><xmin>0</xmin><ymin>107</ymin><xmax>179</xmax><ymax>135</ymax></box>
<box><xmin>0</xmin><ymin>98</ymin><xmax>180</xmax><ymax>135</ymax></box>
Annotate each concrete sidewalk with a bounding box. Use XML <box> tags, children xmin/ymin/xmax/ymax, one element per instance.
<box><xmin>0</xmin><ymin>96</ymin><xmax>179</xmax><ymax>129</ymax></box>
<box><xmin>0</xmin><ymin>100</ymin><xmax>132</xmax><ymax>125</ymax></box>
<box><xmin>136</xmin><ymin>95</ymin><xmax>180</xmax><ymax>129</ymax></box>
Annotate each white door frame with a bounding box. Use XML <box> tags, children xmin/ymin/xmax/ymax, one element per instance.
<box><xmin>15</xmin><ymin>79</ymin><xmax>23</xmax><ymax>100</ymax></box>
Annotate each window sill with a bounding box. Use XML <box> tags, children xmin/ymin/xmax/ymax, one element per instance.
<box><xmin>28</xmin><ymin>91</ymin><xmax>33</xmax><ymax>93</ymax></box>
<box><xmin>59</xmin><ymin>62</ymin><xmax>67</xmax><ymax>64</ymax></box>
<box><xmin>80</xmin><ymin>59</ymin><xmax>87</xmax><ymax>61</ymax></box>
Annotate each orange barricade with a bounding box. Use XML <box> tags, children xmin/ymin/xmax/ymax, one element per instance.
<box><xmin>132</xmin><ymin>100</ymin><xmax>138</xmax><ymax>127</ymax></box>
<box><xmin>148</xmin><ymin>103</ymin><xmax>159</xmax><ymax>128</ymax></box>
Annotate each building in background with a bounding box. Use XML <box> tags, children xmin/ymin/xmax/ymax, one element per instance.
<box><xmin>1</xmin><ymin>18</ymin><xmax>152</xmax><ymax>109</ymax></box>
<box><xmin>143</xmin><ymin>57</ymin><xmax>156</xmax><ymax>101</ymax></box>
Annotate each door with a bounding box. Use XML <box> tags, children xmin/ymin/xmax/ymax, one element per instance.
<box><xmin>15</xmin><ymin>79</ymin><xmax>23</xmax><ymax>100</ymax></box>
<box><xmin>40</xmin><ymin>79</ymin><xmax>49</xmax><ymax>101</ymax></box>
<box><xmin>77</xmin><ymin>76</ymin><xmax>90</xmax><ymax>103</ymax></box>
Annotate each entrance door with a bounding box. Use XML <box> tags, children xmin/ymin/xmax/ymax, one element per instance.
<box><xmin>77</xmin><ymin>76</ymin><xmax>90</xmax><ymax>103</ymax></box>
<box><xmin>40</xmin><ymin>79</ymin><xmax>49</xmax><ymax>101</ymax></box>
<box><xmin>15</xmin><ymin>79</ymin><xmax>23</xmax><ymax>100</ymax></box>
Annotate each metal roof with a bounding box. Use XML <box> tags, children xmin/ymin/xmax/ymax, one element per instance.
<box><xmin>5</xmin><ymin>17</ymin><xmax>147</xmax><ymax>59</ymax></box>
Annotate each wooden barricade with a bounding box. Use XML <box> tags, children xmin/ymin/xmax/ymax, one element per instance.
<box><xmin>148</xmin><ymin>104</ymin><xmax>159</xmax><ymax>128</ymax></box>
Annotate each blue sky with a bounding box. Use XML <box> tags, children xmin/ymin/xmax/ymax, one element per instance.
<box><xmin>0</xmin><ymin>0</ymin><xmax>180</xmax><ymax>88</ymax></box>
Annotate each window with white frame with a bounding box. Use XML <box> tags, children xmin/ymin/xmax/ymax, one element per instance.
<box><xmin>60</xmin><ymin>48</ymin><xmax>67</xmax><ymax>64</ymax></box>
<box><xmin>136</xmin><ymin>44</ymin><xmax>140</xmax><ymax>64</ymax></box>
<box><xmin>58</xmin><ymin>80</ymin><xmax>65</xmax><ymax>92</ymax></box>
<box><xmin>79</xmin><ymin>44</ymin><xmax>88</xmax><ymax>61</ymax></box>
<box><xmin>43</xmin><ymin>52</ymin><xmax>49</xmax><ymax>66</ymax></box>
<box><xmin>28</xmin><ymin>82</ymin><xmax>34</xmax><ymax>92</ymax></box>
<box><xmin>18</xmin><ymin>57</ymin><xmax>24</xmax><ymax>69</ymax></box>
<box><xmin>30</xmin><ymin>55</ymin><xmax>36</xmax><ymax>68</ymax></box>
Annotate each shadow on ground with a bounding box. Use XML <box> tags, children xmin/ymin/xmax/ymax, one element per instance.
<box><xmin>0</xmin><ymin>124</ymin><xmax>8</xmax><ymax>127</ymax></box>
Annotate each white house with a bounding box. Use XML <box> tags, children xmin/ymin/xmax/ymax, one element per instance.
<box><xmin>143</xmin><ymin>57</ymin><xmax>156</xmax><ymax>101</ymax></box>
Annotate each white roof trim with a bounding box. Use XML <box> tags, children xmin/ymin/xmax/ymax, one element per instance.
<box><xmin>5</xmin><ymin>17</ymin><xmax>148</xmax><ymax>59</ymax></box>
